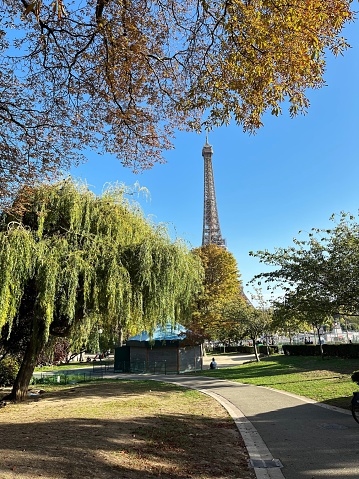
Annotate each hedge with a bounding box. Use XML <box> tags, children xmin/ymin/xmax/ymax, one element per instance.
<box><xmin>282</xmin><ymin>343</ymin><xmax>359</xmax><ymax>359</ymax></box>
<box><xmin>212</xmin><ymin>345</ymin><xmax>279</xmax><ymax>355</ymax></box>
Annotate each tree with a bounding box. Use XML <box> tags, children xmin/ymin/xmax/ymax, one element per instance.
<box><xmin>250</xmin><ymin>212</ymin><xmax>359</xmax><ymax>321</ymax></box>
<box><xmin>272</xmin><ymin>295</ymin><xmax>331</xmax><ymax>355</ymax></box>
<box><xmin>225</xmin><ymin>299</ymin><xmax>271</xmax><ymax>362</ymax></box>
<box><xmin>0</xmin><ymin>0</ymin><xmax>354</xmax><ymax>208</ymax></box>
<box><xmin>0</xmin><ymin>179</ymin><xmax>203</xmax><ymax>400</ymax></box>
<box><xmin>220</xmin><ymin>295</ymin><xmax>250</xmax><ymax>347</ymax></box>
<box><xmin>190</xmin><ymin>244</ymin><xmax>242</xmax><ymax>339</ymax></box>
<box><xmin>272</xmin><ymin>298</ymin><xmax>309</xmax><ymax>344</ymax></box>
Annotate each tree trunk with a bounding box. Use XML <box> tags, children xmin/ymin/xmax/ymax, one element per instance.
<box><xmin>316</xmin><ymin>325</ymin><xmax>324</xmax><ymax>358</ymax></box>
<box><xmin>4</xmin><ymin>326</ymin><xmax>44</xmax><ymax>402</ymax></box>
<box><xmin>119</xmin><ymin>326</ymin><xmax>124</xmax><ymax>347</ymax></box>
<box><xmin>252</xmin><ymin>337</ymin><xmax>260</xmax><ymax>362</ymax></box>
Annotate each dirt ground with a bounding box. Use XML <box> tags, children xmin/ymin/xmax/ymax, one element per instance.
<box><xmin>0</xmin><ymin>380</ymin><xmax>256</xmax><ymax>479</ymax></box>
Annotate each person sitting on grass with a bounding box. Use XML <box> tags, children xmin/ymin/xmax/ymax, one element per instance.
<box><xmin>210</xmin><ymin>358</ymin><xmax>217</xmax><ymax>370</ymax></box>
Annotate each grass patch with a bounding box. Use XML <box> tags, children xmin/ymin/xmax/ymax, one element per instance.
<box><xmin>34</xmin><ymin>359</ymin><xmax>114</xmax><ymax>372</ymax></box>
<box><xmin>0</xmin><ymin>380</ymin><xmax>255</xmax><ymax>479</ymax></box>
<box><xmin>200</xmin><ymin>354</ymin><xmax>359</xmax><ymax>409</ymax></box>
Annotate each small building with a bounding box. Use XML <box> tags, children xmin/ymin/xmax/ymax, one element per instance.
<box><xmin>114</xmin><ymin>323</ymin><xmax>203</xmax><ymax>374</ymax></box>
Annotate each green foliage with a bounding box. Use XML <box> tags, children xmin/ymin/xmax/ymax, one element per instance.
<box><xmin>224</xmin><ymin>297</ymin><xmax>273</xmax><ymax>362</ymax></box>
<box><xmin>237</xmin><ymin>304</ymin><xmax>271</xmax><ymax>342</ymax></box>
<box><xmin>0</xmin><ymin>357</ymin><xmax>20</xmax><ymax>386</ymax></box>
<box><xmin>0</xmin><ymin>226</ymin><xmax>35</xmax><ymax>332</ymax></box>
<box><xmin>323</xmin><ymin>343</ymin><xmax>359</xmax><ymax>359</ymax></box>
<box><xmin>202</xmin><ymin>354</ymin><xmax>356</xmax><ymax>409</ymax></box>
<box><xmin>2</xmin><ymin>180</ymin><xmax>202</xmax><ymax>340</ymax></box>
<box><xmin>283</xmin><ymin>343</ymin><xmax>359</xmax><ymax>359</ymax></box>
<box><xmin>0</xmin><ymin>179</ymin><xmax>203</xmax><ymax>399</ymax></box>
<box><xmin>272</xmin><ymin>299</ymin><xmax>310</xmax><ymax>339</ymax></box>
<box><xmin>212</xmin><ymin>345</ymin><xmax>278</xmax><ymax>355</ymax></box>
<box><xmin>283</xmin><ymin>344</ymin><xmax>322</xmax><ymax>356</ymax></box>
<box><xmin>251</xmin><ymin>213</ymin><xmax>359</xmax><ymax>318</ymax></box>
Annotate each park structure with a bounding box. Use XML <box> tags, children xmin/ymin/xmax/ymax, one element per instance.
<box><xmin>114</xmin><ymin>323</ymin><xmax>203</xmax><ymax>374</ymax></box>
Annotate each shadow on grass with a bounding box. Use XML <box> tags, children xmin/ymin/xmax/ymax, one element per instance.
<box><xmin>0</xmin><ymin>381</ymin><xmax>254</xmax><ymax>479</ymax></box>
<box><xmin>198</xmin><ymin>354</ymin><xmax>359</xmax><ymax>381</ymax></box>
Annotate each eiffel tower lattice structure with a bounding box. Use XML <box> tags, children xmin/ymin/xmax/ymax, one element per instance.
<box><xmin>202</xmin><ymin>138</ymin><xmax>226</xmax><ymax>248</ymax></box>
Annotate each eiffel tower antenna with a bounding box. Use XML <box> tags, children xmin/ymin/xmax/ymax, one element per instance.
<box><xmin>202</xmin><ymin>137</ymin><xmax>226</xmax><ymax>247</ymax></box>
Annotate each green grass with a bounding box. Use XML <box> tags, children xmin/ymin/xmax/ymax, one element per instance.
<box><xmin>32</xmin><ymin>354</ymin><xmax>359</xmax><ymax>410</ymax></box>
<box><xmin>34</xmin><ymin>359</ymin><xmax>114</xmax><ymax>372</ymax></box>
<box><xmin>200</xmin><ymin>354</ymin><xmax>359</xmax><ymax>409</ymax></box>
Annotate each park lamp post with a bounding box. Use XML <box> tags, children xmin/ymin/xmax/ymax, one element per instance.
<box><xmin>98</xmin><ymin>328</ymin><xmax>103</xmax><ymax>355</ymax></box>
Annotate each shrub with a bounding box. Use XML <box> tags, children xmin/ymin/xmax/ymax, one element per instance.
<box><xmin>258</xmin><ymin>345</ymin><xmax>279</xmax><ymax>355</ymax></box>
<box><xmin>282</xmin><ymin>344</ymin><xmax>321</xmax><ymax>356</ymax></box>
<box><xmin>323</xmin><ymin>343</ymin><xmax>359</xmax><ymax>359</ymax></box>
<box><xmin>282</xmin><ymin>343</ymin><xmax>359</xmax><ymax>358</ymax></box>
<box><xmin>351</xmin><ymin>371</ymin><xmax>359</xmax><ymax>385</ymax></box>
<box><xmin>0</xmin><ymin>357</ymin><xmax>20</xmax><ymax>386</ymax></box>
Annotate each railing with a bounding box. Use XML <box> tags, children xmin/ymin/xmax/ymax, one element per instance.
<box><xmin>32</xmin><ymin>371</ymin><xmax>95</xmax><ymax>385</ymax></box>
<box><xmin>114</xmin><ymin>360</ymin><xmax>168</xmax><ymax>374</ymax></box>
<box><xmin>92</xmin><ymin>360</ymin><xmax>111</xmax><ymax>376</ymax></box>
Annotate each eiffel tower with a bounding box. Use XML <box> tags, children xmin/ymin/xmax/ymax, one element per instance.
<box><xmin>202</xmin><ymin>138</ymin><xmax>226</xmax><ymax>248</ymax></box>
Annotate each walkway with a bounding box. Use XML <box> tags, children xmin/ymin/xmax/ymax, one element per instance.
<box><xmin>151</xmin><ymin>374</ymin><xmax>358</xmax><ymax>479</ymax></box>
<box><xmin>34</xmin><ymin>355</ymin><xmax>359</xmax><ymax>478</ymax></box>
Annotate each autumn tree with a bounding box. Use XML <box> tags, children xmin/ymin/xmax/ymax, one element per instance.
<box><xmin>190</xmin><ymin>244</ymin><xmax>242</xmax><ymax>339</ymax></box>
<box><xmin>0</xmin><ymin>0</ymin><xmax>354</xmax><ymax>207</ymax></box>
<box><xmin>0</xmin><ymin>179</ymin><xmax>203</xmax><ymax>401</ymax></box>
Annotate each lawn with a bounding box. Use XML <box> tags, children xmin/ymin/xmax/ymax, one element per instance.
<box><xmin>200</xmin><ymin>354</ymin><xmax>359</xmax><ymax>409</ymax></box>
<box><xmin>0</xmin><ymin>380</ymin><xmax>255</xmax><ymax>479</ymax></box>
<box><xmin>2</xmin><ymin>353</ymin><xmax>358</xmax><ymax>477</ymax></box>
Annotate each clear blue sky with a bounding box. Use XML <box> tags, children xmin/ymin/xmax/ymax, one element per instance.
<box><xmin>71</xmin><ymin>20</ymin><xmax>359</xmax><ymax>301</ymax></box>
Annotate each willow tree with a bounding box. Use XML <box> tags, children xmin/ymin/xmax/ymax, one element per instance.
<box><xmin>0</xmin><ymin>180</ymin><xmax>203</xmax><ymax>401</ymax></box>
<box><xmin>0</xmin><ymin>0</ymin><xmax>354</xmax><ymax>208</ymax></box>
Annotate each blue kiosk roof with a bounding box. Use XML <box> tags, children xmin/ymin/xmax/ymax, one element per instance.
<box><xmin>128</xmin><ymin>323</ymin><xmax>187</xmax><ymax>342</ymax></box>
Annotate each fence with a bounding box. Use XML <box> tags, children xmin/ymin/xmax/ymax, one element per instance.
<box><xmin>32</xmin><ymin>359</ymin><xmax>169</xmax><ymax>385</ymax></box>
<box><xmin>114</xmin><ymin>360</ymin><xmax>168</xmax><ymax>374</ymax></box>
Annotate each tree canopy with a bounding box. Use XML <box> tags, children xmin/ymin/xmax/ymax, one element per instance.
<box><xmin>0</xmin><ymin>179</ymin><xmax>203</xmax><ymax>400</ymax></box>
<box><xmin>190</xmin><ymin>244</ymin><xmax>242</xmax><ymax>338</ymax></box>
<box><xmin>250</xmin><ymin>212</ymin><xmax>359</xmax><ymax>319</ymax></box>
<box><xmin>1</xmin><ymin>0</ymin><xmax>354</xmax><ymax>207</ymax></box>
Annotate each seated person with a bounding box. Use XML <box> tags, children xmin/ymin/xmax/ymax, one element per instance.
<box><xmin>209</xmin><ymin>358</ymin><xmax>217</xmax><ymax>369</ymax></box>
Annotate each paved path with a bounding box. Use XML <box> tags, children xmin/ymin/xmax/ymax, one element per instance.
<box><xmin>34</xmin><ymin>356</ymin><xmax>359</xmax><ymax>478</ymax></box>
<box><xmin>151</xmin><ymin>375</ymin><xmax>358</xmax><ymax>479</ymax></box>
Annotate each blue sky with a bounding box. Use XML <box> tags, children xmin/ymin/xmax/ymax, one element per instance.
<box><xmin>71</xmin><ymin>20</ymin><xmax>359</xmax><ymax>301</ymax></box>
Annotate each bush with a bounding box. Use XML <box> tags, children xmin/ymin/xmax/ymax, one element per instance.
<box><xmin>258</xmin><ymin>345</ymin><xmax>279</xmax><ymax>355</ymax></box>
<box><xmin>351</xmin><ymin>371</ymin><xmax>359</xmax><ymax>385</ymax></box>
<box><xmin>282</xmin><ymin>343</ymin><xmax>359</xmax><ymax>358</ymax></box>
<box><xmin>210</xmin><ymin>344</ymin><xmax>279</xmax><ymax>355</ymax></box>
<box><xmin>323</xmin><ymin>343</ymin><xmax>359</xmax><ymax>359</ymax></box>
<box><xmin>0</xmin><ymin>357</ymin><xmax>19</xmax><ymax>386</ymax></box>
<box><xmin>282</xmin><ymin>344</ymin><xmax>321</xmax><ymax>356</ymax></box>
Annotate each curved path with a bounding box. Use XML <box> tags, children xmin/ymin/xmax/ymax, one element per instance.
<box><xmin>34</xmin><ymin>356</ymin><xmax>359</xmax><ymax>478</ymax></box>
<box><xmin>151</xmin><ymin>374</ymin><xmax>358</xmax><ymax>479</ymax></box>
